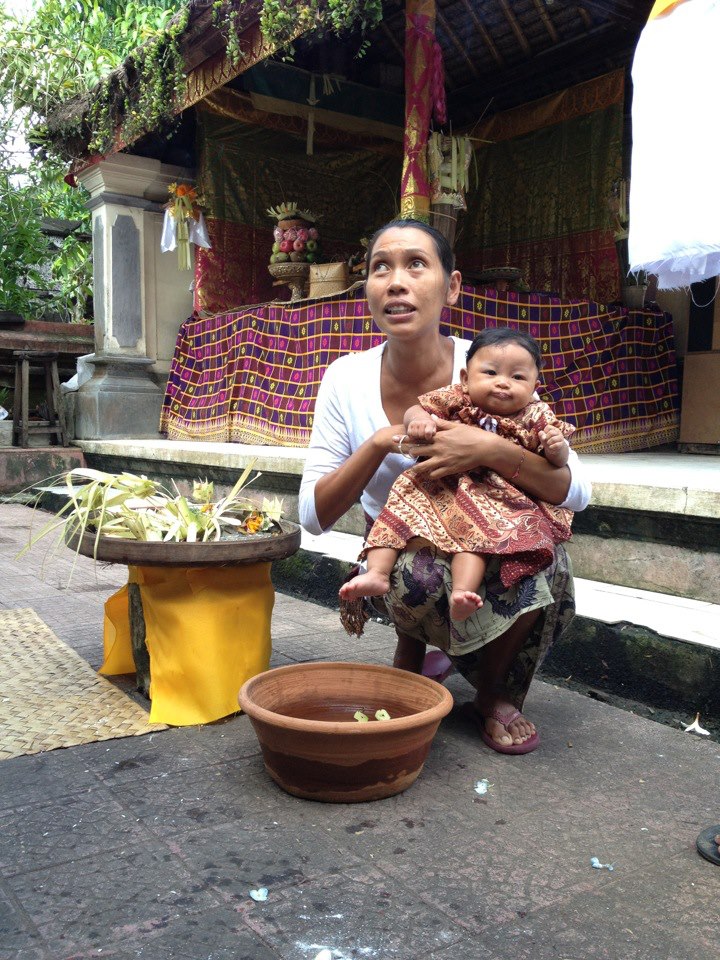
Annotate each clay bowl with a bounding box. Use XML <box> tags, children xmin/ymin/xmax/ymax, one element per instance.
<box><xmin>238</xmin><ymin>661</ymin><xmax>453</xmax><ymax>803</ymax></box>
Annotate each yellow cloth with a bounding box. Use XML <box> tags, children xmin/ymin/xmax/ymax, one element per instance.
<box><xmin>100</xmin><ymin>563</ymin><xmax>273</xmax><ymax>726</ymax></box>
<box><xmin>650</xmin><ymin>0</ymin><xmax>687</xmax><ymax>20</ymax></box>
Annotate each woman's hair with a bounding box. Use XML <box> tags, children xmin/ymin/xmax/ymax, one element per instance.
<box><xmin>466</xmin><ymin>326</ymin><xmax>543</xmax><ymax>370</ymax></box>
<box><xmin>365</xmin><ymin>219</ymin><xmax>456</xmax><ymax>279</ymax></box>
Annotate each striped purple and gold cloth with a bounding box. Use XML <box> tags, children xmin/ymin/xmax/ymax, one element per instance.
<box><xmin>160</xmin><ymin>286</ymin><xmax>679</xmax><ymax>454</ymax></box>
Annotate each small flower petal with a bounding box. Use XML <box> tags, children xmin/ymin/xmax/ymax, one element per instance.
<box><xmin>682</xmin><ymin>712</ymin><xmax>711</xmax><ymax>736</ymax></box>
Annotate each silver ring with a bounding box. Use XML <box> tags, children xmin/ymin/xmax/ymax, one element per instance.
<box><xmin>397</xmin><ymin>435</ymin><xmax>410</xmax><ymax>457</ymax></box>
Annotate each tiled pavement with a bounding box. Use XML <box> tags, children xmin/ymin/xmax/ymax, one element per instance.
<box><xmin>1</xmin><ymin>503</ymin><xmax>719</xmax><ymax>960</ymax></box>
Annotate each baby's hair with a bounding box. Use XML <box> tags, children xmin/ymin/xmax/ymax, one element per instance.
<box><xmin>466</xmin><ymin>326</ymin><xmax>543</xmax><ymax>370</ymax></box>
<box><xmin>365</xmin><ymin>219</ymin><xmax>455</xmax><ymax>279</ymax></box>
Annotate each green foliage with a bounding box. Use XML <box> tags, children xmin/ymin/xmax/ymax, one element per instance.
<box><xmin>0</xmin><ymin>170</ymin><xmax>51</xmax><ymax>319</ymax></box>
<box><xmin>0</xmin><ymin>0</ymin><xmax>384</xmax><ymax>323</ymax></box>
<box><xmin>0</xmin><ymin>0</ymin><xmax>181</xmax><ymax>133</ymax></box>
<box><xmin>0</xmin><ymin>0</ymin><xmax>181</xmax><ymax>322</ymax></box>
<box><xmin>0</xmin><ymin>0</ymin><xmax>384</xmax><ymax>161</ymax></box>
<box><xmin>0</xmin><ymin>164</ymin><xmax>92</xmax><ymax>322</ymax></box>
<box><xmin>258</xmin><ymin>0</ymin><xmax>383</xmax><ymax>53</ymax></box>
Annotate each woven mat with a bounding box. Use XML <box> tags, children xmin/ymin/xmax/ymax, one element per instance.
<box><xmin>0</xmin><ymin>609</ymin><xmax>167</xmax><ymax>761</ymax></box>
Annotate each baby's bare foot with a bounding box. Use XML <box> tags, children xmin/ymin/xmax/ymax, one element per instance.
<box><xmin>339</xmin><ymin>570</ymin><xmax>391</xmax><ymax>600</ymax></box>
<box><xmin>450</xmin><ymin>589</ymin><xmax>483</xmax><ymax>621</ymax></box>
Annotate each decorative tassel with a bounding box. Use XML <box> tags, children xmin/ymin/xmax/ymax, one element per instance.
<box><xmin>339</xmin><ymin>596</ymin><xmax>370</xmax><ymax>637</ymax></box>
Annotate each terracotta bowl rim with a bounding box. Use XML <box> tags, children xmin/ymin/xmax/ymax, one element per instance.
<box><xmin>239</xmin><ymin>660</ymin><xmax>454</xmax><ymax>735</ymax></box>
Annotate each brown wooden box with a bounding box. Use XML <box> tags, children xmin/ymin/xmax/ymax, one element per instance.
<box><xmin>679</xmin><ymin>351</ymin><xmax>720</xmax><ymax>444</ymax></box>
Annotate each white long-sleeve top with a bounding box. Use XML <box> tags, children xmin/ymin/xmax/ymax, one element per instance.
<box><xmin>298</xmin><ymin>338</ymin><xmax>592</xmax><ymax>536</ymax></box>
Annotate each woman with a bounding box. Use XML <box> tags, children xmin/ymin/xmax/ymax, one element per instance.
<box><xmin>298</xmin><ymin>219</ymin><xmax>591</xmax><ymax>753</ymax></box>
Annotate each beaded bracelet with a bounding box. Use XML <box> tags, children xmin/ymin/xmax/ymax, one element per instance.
<box><xmin>509</xmin><ymin>450</ymin><xmax>526</xmax><ymax>481</ymax></box>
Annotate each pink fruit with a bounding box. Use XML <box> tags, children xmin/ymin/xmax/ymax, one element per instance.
<box><xmin>308</xmin><ymin>227</ymin><xmax>319</xmax><ymax>240</ymax></box>
<box><xmin>285</xmin><ymin>228</ymin><xmax>298</xmax><ymax>241</ymax></box>
<box><xmin>293</xmin><ymin>238</ymin><xmax>306</xmax><ymax>252</ymax></box>
<box><xmin>296</xmin><ymin>228</ymin><xmax>309</xmax><ymax>242</ymax></box>
<box><xmin>273</xmin><ymin>227</ymin><xmax>283</xmax><ymax>242</ymax></box>
<box><xmin>279</xmin><ymin>240</ymin><xmax>293</xmax><ymax>254</ymax></box>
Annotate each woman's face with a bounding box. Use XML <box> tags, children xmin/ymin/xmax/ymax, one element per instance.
<box><xmin>365</xmin><ymin>226</ymin><xmax>461</xmax><ymax>341</ymax></box>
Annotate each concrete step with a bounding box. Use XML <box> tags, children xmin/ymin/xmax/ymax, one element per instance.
<box><xmin>272</xmin><ymin>528</ymin><xmax>720</xmax><ymax>723</ymax></box>
<box><xmin>23</xmin><ymin>451</ymin><xmax>720</xmax><ymax>721</ymax></box>
<box><xmin>0</xmin><ymin>447</ymin><xmax>85</xmax><ymax>496</ymax></box>
<box><xmin>299</xmin><ymin>527</ymin><xmax>720</xmax><ymax>648</ymax></box>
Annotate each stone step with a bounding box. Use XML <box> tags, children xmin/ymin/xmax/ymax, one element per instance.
<box><xmin>0</xmin><ymin>447</ymin><xmax>85</xmax><ymax>496</ymax></box>
<box><xmin>30</xmin><ymin>442</ymin><xmax>720</xmax><ymax>719</ymax></box>
<box><xmin>273</xmin><ymin>528</ymin><xmax>720</xmax><ymax>722</ymax></box>
<box><xmin>298</xmin><ymin>527</ymin><xmax>720</xmax><ymax>648</ymax></box>
<box><xmin>21</xmin><ymin>481</ymin><xmax>720</xmax><ymax>720</ymax></box>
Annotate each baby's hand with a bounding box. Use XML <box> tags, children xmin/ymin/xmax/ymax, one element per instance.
<box><xmin>407</xmin><ymin>417</ymin><xmax>436</xmax><ymax>442</ymax></box>
<box><xmin>540</xmin><ymin>425</ymin><xmax>570</xmax><ymax>466</ymax></box>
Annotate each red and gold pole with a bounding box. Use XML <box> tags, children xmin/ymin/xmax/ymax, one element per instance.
<box><xmin>399</xmin><ymin>0</ymin><xmax>436</xmax><ymax>221</ymax></box>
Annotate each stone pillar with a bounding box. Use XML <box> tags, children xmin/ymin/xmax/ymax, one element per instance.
<box><xmin>74</xmin><ymin>154</ymin><xmax>195</xmax><ymax>438</ymax></box>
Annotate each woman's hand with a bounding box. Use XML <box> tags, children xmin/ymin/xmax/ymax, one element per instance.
<box><xmin>398</xmin><ymin>416</ymin><xmax>572</xmax><ymax>505</ymax></box>
<box><xmin>400</xmin><ymin>417</ymin><xmax>494</xmax><ymax>478</ymax></box>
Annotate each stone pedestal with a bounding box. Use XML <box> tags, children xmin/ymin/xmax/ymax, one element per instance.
<box><xmin>73</xmin><ymin>355</ymin><xmax>164</xmax><ymax>439</ymax></box>
<box><xmin>74</xmin><ymin>154</ymin><xmax>195</xmax><ymax>438</ymax></box>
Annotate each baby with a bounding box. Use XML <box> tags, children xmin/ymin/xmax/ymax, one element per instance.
<box><xmin>340</xmin><ymin>327</ymin><xmax>575</xmax><ymax>623</ymax></box>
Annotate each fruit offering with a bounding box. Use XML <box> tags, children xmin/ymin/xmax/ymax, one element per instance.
<box><xmin>267</xmin><ymin>202</ymin><xmax>320</xmax><ymax>265</ymax></box>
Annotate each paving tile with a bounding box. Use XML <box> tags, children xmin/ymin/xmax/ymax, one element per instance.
<box><xmin>108</xmin><ymin>759</ymin><xmax>308</xmax><ymax>839</ymax></box>
<box><xmin>0</xmin><ymin>786</ymin><xmax>148</xmax><ymax>877</ymax></box>
<box><xmin>0</xmin><ymin>750</ymin><xmax>99</xmax><ymax>812</ymax></box>
<box><xmin>5</xmin><ymin>844</ymin><xmax>220</xmax><ymax>957</ymax></box>
<box><xmin>61</xmin><ymin>905</ymin><xmax>279</xmax><ymax>960</ymax></box>
<box><xmin>0</xmin><ymin>883</ymin><xmax>47</xmax><ymax>960</ymax></box>
<box><xmin>336</xmin><ymin>798</ymin><xmax>609</xmax><ymax>934</ymax></box>
<box><xmin>454</xmin><ymin>874</ymin><xmax>717</xmax><ymax>960</ymax></box>
<box><xmin>241</xmin><ymin>863</ymin><xmax>463</xmax><ymax>960</ymax></box>
<box><xmin>277</xmin><ymin>629</ymin><xmax>393</xmax><ymax>667</ymax></box>
<box><xmin>1</xmin><ymin>502</ymin><xmax>719</xmax><ymax>960</ymax></box>
<box><xmin>167</xmin><ymin>820</ymin><xmax>343</xmax><ymax>906</ymax></box>
<box><xmin>74</xmin><ymin>718</ymin><xmax>260</xmax><ymax>787</ymax></box>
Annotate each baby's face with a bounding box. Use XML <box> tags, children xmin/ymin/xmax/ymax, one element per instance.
<box><xmin>460</xmin><ymin>343</ymin><xmax>540</xmax><ymax>416</ymax></box>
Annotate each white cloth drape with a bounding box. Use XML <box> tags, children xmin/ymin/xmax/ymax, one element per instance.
<box><xmin>160</xmin><ymin>210</ymin><xmax>211</xmax><ymax>253</ymax></box>
<box><xmin>629</xmin><ymin>0</ymin><xmax>720</xmax><ymax>289</ymax></box>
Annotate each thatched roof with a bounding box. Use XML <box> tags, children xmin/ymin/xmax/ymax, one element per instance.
<box><xmin>48</xmin><ymin>0</ymin><xmax>654</xmax><ymax>166</ymax></box>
